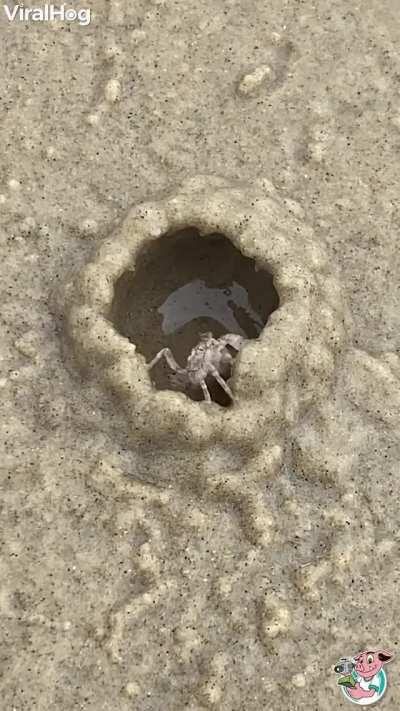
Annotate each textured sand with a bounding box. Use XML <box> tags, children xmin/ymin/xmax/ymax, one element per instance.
<box><xmin>1</xmin><ymin>1</ymin><xmax>400</xmax><ymax>709</ymax></box>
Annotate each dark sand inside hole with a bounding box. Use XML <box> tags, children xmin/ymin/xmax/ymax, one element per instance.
<box><xmin>110</xmin><ymin>227</ymin><xmax>279</xmax><ymax>405</ymax></box>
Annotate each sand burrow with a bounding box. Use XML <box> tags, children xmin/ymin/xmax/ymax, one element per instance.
<box><xmin>110</xmin><ymin>227</ymin><xmax>279</xmax><ymax>405</ymax></box>
<box><xmin>62</xmin><ymin>175</ymin><xmax>347</xmax><ymax>454</ymax></box>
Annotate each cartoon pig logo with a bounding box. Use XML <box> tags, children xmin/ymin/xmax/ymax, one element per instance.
<box><xmin>334</xmin><ymin>649</ymin><xmax>394</xmax><ymax>705</ymax></box>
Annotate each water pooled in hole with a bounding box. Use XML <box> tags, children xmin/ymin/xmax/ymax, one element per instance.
<box><xmin>110</xmin><ymin>227</ymin><xmax>279</xmax><ymax>406</ymax></box>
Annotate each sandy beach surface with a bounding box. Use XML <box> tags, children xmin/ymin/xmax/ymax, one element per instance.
<box><xmin>1</xmin><ymin>1</ymin><xmax>400</xmax><ymax>709</ymax></box>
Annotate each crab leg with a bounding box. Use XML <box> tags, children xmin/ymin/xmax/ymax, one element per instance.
<box><xmin>219</xmin><ymin>334</ymin><xmax>245</xmax><ymax>351</ymax></box>
<box><xmin>200</xmin><ymin>380</ymin><xmax>212</xmax><ymax>403</ymax></box>
<box><xmin>147</xmin><ymin>348</ymin><xmax>182</xmax><ymax>372</ymax></box>
<box><xmin>211</xmin><ymin>368</ymin><xmax>234</xmax><ymax>401</ymax></box>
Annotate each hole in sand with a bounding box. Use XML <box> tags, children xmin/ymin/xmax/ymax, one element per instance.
<box><xmin>111</xmin><ymin>227</ymin><xmax>279</xmax><ymax>406</ymax></box>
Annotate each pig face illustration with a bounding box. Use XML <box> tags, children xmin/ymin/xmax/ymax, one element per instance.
<box><xmin>353</xmin><ymin>650</ymin><xmax>393</xmax><ymax>681</ymax></box>
<box><xmin>335</xmin><ymin>647</ymin><xmax>394</xmax><ymax>705</ymax></box>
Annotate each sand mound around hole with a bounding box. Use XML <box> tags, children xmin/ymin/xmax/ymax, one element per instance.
<box><xmin>62</xmin><ymin>175</ymin><xmax>349</xmax><ymax>453</ymax></box>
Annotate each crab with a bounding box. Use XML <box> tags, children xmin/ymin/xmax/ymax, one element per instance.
<box><xmin>147</xmin><ymin>332</ymin><xmax>246</xmax><ymax>403</ymax></box>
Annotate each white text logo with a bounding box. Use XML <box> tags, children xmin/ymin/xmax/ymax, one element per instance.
<box><xmin>3</xmin><ymin>4</ymin><xmax>91</xmax><ymax>26</ymax></box>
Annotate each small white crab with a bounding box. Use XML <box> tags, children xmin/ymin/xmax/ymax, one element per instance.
<box><xmin>147</xmin><ymin>332</ymin><xmax>245</xmax><ymax>403</ymax></box>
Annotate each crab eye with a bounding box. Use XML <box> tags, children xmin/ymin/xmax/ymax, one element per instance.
<box><xmin>367</xmin><ymin>654</ymin><xmax>373</xmax><ymax>664</ymax></box>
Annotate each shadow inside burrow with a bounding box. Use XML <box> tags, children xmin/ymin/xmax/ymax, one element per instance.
<box><xmin>110</xmin><ymin>227</ymin><xmax>279</xmax><ymax>406</ymax></box>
